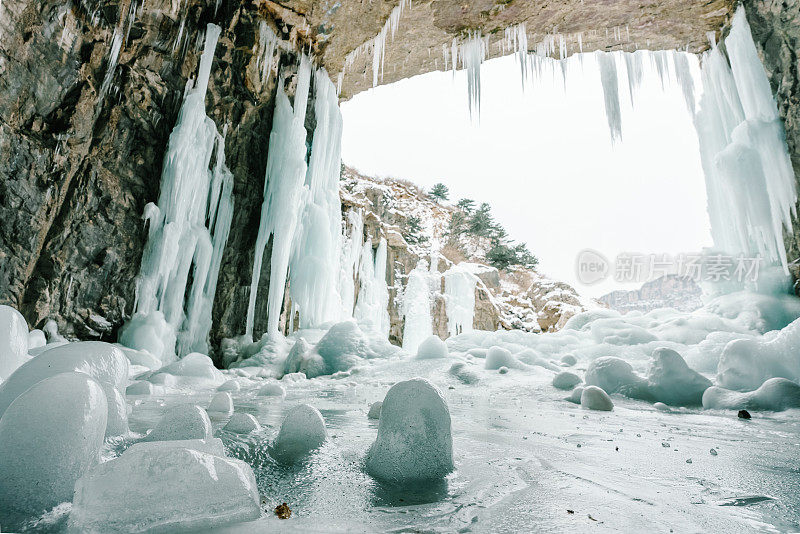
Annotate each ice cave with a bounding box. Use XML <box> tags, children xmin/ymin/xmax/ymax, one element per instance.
<box><xmin>1</xmin><ymin>0</ymin><xmax>800</xmax><ymax>532</ymax></box>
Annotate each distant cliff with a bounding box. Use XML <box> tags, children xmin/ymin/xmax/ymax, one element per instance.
<box><xmin>599</xmin><ymin>275</ymin><xmax>703</xmax><ymax>314</ymax></box>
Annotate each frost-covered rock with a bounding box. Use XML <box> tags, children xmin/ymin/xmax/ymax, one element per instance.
<box><xmin>272</xmin><ymin>404</ymin><xmax>327</xmax><ymax>463</ymax></box>
<box><xmin>449</xmin><ymin>361</ymin><xmax>479</xmax><ymax>384</ymax></box>
<box><xmin>208</xmin><ymin>391</ymin><xmax>234</xmax><ymax>416</ymax></box>
<box><xmin>485</xmin><ymin>346</ymin><xmax>519</xmax><ymax>370</ymax></box>
<box><xmin>144</xmin><ymin>404</ymin><xmax>212</xmax><ymax>442</ymax></box>
<box><xmin>416</xmin><ymin>335</ymin><xmax>448</xmax><ymax>359</ymax></box>
<box><xmin>703</xmin><ymin>378</ymin><xmax>800</xmax><ymax>411</ymax></box>
<box><xmin>367</xmin><ymin>401</ymin><xmax>382</xmax><ymax>419</ymax></box>
<box><xmin>0</xmin><ymin>305</ymin><xmax>29</xmax><ymax>380</ymax></box>
<box><xmin>258</xmin><ymin>382</ymin><xmax>286</xmax><ymax>397</ymax></box>
<box><xmin>552</xmin><ymin>371</ymin><xmax>582</xmax><ymax>390</ymax></box>
<box><xmin>100</xmin><ymin>381</ymin><xmax>129</xmax><ymax>437</ymax></box>
<box><xmin>27</xmin><ymin>329</ymin><xmax>46</xmax><ymax>350</ymax></box>
<box><xmin>581</xmin><ymin>385</ymin><xmax>614</xmax><ymax>411</ymax></box>
<box><xmin>366</xmin><ymin>378</ymin><xmax>453</xmax><ymax>483</ymax></box>
<box><xmin>69</xmin><ymin>446</ymin><xmax>260</xmax><ymax>533</ymax></box>
<box><xmin>585</xmin><ymin>357</ymin><xmax>650</xmax><ymax>399</ymax></box>
<box><xmin>646</xmin><ymin>348</ymin><xmax>711</xmax><ymax>406</ymax></box>
<box><xmin>223</xmin><ymin>413</ymin><xmax>261</xmax><ymax>434</ymax></box>
<box><xmin>0</xmin><ymin>341</ymin><xmax>128</xmax><ymax>418</ymax></box>
<box><xmin>0</xmin><ymin>372</ymin><xmax>107</xmax><ymax>516</ymax></box>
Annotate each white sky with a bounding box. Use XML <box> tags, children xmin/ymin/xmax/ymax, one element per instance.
<box><xmin>341</xmin><ymin>53</ymin><xmax>713</xmax><ymax>297</ymax></box>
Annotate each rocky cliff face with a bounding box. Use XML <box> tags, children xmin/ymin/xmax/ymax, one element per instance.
<box><xmin>599</xmin><ymin>275</ymin><xmax>703</xmax><ymax>314</ymax></box>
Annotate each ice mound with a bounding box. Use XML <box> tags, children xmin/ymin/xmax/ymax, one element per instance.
<box><xmin>588</xmin><ymin>317</ymin><xmax>658</xmax><ymax>345</ymax></box>
<box><xmin>416</xmin><ymin>335</ymin><xmax>448</xmax><ymax>359</ymax></box>
<box><xmin>27</xmin><ymin>328</ymin><xmax>46</xmax><ymax>350</ymax></box>
<box><xmin>703</xmin><ymin>377</ymin><xmax>800</xmax><ymax>411</ymax></box>
<box><xmin>467</xmin><ymin>348</ymin><xmax>487</xmax><ymax>358</ymax></box>
<box><xmin>125</xmin><ymin>438</ymin><xmax>226</xmax><ymax>457</ymax></box>
<box><xmin>561</xmin><ymin>354</ymin><xmax>577</xmax><ymax>366</ymax></box>
<box><xmin>148</xmin><ymin>352</ymin><xmax>224</xmax><ymax>388</ymax></box>
<box><xmin>552</xmin><ymin>371</ymin><xmax>582</xmax><ymax>390</ymax></box>
<box><xmin>702</xmin><ymin>291</ymin><xmax>800</xmax><ymax>334</ymax></box>
<box><xmin>272</xmin><ymin>404</ymin><xmax>327</xmax><ymax>463</ymax></box>
<box><xmin>449</xmin><ymin>361</ymin><xmax>479</xmax><ymax>384</ymax></box>
<box><xmin>0</xmin><ymin>372</ymin><xmax>107</xmax><ymax>516</ymax></box>
<box><xmin>368</xmin><ymin>401</ymin><xmax>382</xmax><ymax>419</ymax></box>
<box><xmin>126</xmin><ymin>381</ymin><xmax>155</xmax><ymax>395</ymax></box>
<box><xmin>566</xmin><ymin>386</ymin><xmax>584</xmax><ymax>404</ymax></box>
<box><xmin>258</xmin><ymin>382</ymin><xmax>286</xmax><ymax>397</ymax></box>
<box><xmin>218</xmin><ymin>379</ymin><xmax>242</xmax><ymax>392</ymax></box>
<box><xmin>118</xmin><ymin>310</ymin><xmax>176</xmax><ymax>364</ymax></box>
<box><xmin>208</xmin><ymin>391</ymin><xmax>234</xmax><ymax>416</ymax></box>
<box><xmin>0</xmin><ymin>305</ymin><xmax>30</xmax><ymax>380</ymax></box>
<box><xmin>654</xmin><ymin>402</ymin><xmax>672</xmax><ymax>412</ymax></box>
<box><xmin>144</xmin><ymin>404</ymin><xmax>212</xmax><ymax>442</ymax></box>
<box><xmin>646</xmin><ymin>348</ymin><xmax>711</xmax><ymax>406</ymax></box>
<box><xmin>563</xmin><ymin>308</ymin><xmax>621</xmax><ymax>330</ymax></box>
<box><xmin>717</xmin><ymin>317</ymin><xmax>800</xmax><ymax>391</ymax></box>
<box><xmin>581</xmin><ymin>385</ymin><xmax>614</xmax><ymax>411</ymax></box>
<box><xmin>223</xmin><ymin>413</ymin><xmax>261</xmax><ymax>434</ymax></box>
<box><xmin>115</xmin><ymin>344</ymin><xmax>162</xmax><ymax>371</ymax></box>
<box><xmin>366</xmin><ymin>378</ymin><xmax>453</xmax><ymax>483</ymax></box>
<box><xmin>0</xmin><ymin>341</ymin><xmax>128</xmax><ymax>418</ymax></box>
<box><xmin>282</xmin><ymin>338</ymin><xmax>317</xmax><ymax>376</ymax></box>
<box><xmin>313</xmin><ymin>320</ymin><xmax>374</xmax><ymax>375</ymax></box>
<box><xmin>100</xmin><ymin>381</ymin><xmax>130</xmax><ymax>437</ymax></box>
<box><xmin>69</xmin><ymin>446</ymin><xmax>260</xmax><ymax>532</ymax></box>
<box><xmin>485</xmin><ymin>346</ymin><xmax>520</xmax><ymax>370</ymax></box>
<box><xmin>516</xmin><ymin>349</ymin><xmax>560</xmax><ymax>371</ymax></box>
<box><xmin>585</xmin><ymin>357</ymin><xmax>650</xmax><ymax>399</ymax></box>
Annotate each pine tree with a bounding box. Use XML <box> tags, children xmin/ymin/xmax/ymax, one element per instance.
<box><xmin>429</xmin><ymin>183</ymin><xmax>450</xmax><ymax>202</ymax></box>
<box><xmin>456</xmin><ymin>198</ymin><xmax>475</xmax><ymax>213</ymax></box>
<box><xmin>403</xmin><ymin>215</ymin><xmax>428</xmax><ymax>244</ymax></box>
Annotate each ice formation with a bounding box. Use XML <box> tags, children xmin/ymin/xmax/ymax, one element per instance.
<box><xmin>126</xmin><ymin>23</ymin><xmax>233</xmax><ymax>362</ymax></box>
<box><xmin>257</xmin><ymin>382</ymin><xmax>286</xmax><ymax>397</ymax></box>
<box><xmin>147</xmin><ymin>351</ymin><xmax>225</xmax><ymax>388</ymax></box>
<box><xmin>27</xmin><ymin>328</ymin><xmax>46</xmax><ymax>350</ymax></box>
<box><xmin>0</xmin><ymin>372</ymin><xmax>107</xmax><ymax>516</ymax></box>
<box><xmin>485</xmin><ymin>346</ymin><xmax>521</xmax><ymax>370</ymax></box>
<box><xmin>354</xmin><ymin>238</ymin><xmax>391</xmax><ymax>336</ymax></box>
<box><xmin>0</xmin><ymin>304</ymin><xmax>29</xmax><ymax>380</ymax></box>
<box><xmin>208</xmin><ymin>391</ymin><xmax>234</xmax><ymax>416</ymax></box>
<box><xmin>443</xmin><ymin>263</ymin><xmax>478</xmax><ymax>337</ymax></box>
<box><xmin>223</xmin><ymin>413</ymin><xmax>261</xmax><ymax>434</ymax></box>
<box><xmin>552</xmin><ymin>371</ymin><xmax>582</xmax><ymax>390</ymax></box>
<box><xmin>597</xmin><ymin>51</ymin><xmax>623</xmax><ymax>142</ymax></box>
<box><xmin>581</xmin><ymin>385</ymin><xmax>614</xmax><ymax>411</ymax></box>
<box><xmin>143</xmin><ymin>404</ymin><xmax>213</xmax><ymax>442</ymax></box>
<box><xmin>646</xmin><ymin>347</ymin><xmax>711</xmax><ymax>406</ymax></box>
<box><xmin>367</xmin><ymin>401</ymin><xmax>383</xmax><ymax>420</ymax></box>
<box><xmin>402</xmin><ymin>261</ymin><xmax>433</xmax><ymax>353</ymax></box>
<box><xmin>100</xmin><ymin>381</ymin><xmax>130</xmax><ymax>437</ymax></box>
<box><xmin>69</xmin><ymin>446</ymin><xmax>260</xmax><ymax>532</ymax></box>
<box><xmin>339</xmin><ymin>210</ymin><xmax>364</xmax><ymax>317</ymax></box>
<box><xmin>272</xmin><ymin>404</ymin><xmax>328</xmax><ymax>463</ymax></box>
<box><xmin>416</xmin><ymin>335</ymin><xmax>448</xmax><ymax>359</ymax></box>
<box><xmin>695</xmin><ymin>7</ymin><xmax>796</xmax><ymax>273</ymax></box>
<box><xmin>703</xmin><ymin>377</ymin><xmax>800</xmax><ymax>411</ymax></box>
<box><xmin>366</xmin><ymin>378</ymin><xmax>453</xmax><ymax>483</ymax></box>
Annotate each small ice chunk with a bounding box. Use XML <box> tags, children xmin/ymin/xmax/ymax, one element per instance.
<box><xmin>366</xmin><ymin>378</ymin><xmax>453</xmax><ymax>483</ymax></box>
<box><xmin>646</xmin><ymin>348</ymin><xmax>711</xmax><ymax>406</ymax></box>
<box><xmin>416</xmin><ymin>335</ymin><xmax>448</xmax><ymax>359</ymax></box>
<box><xmin>561</xmin><ymin>354</ymin><xmax>577</xmax><ymax>366</ymax></box>
<box><xmin>552</xmin><ymin>371</ymin><xmax>582</xmax><ymax>390</ymax></box>
<box><xmin>208</xmin><ymin>391</ymin><xmax>233</xmax><ymax>416</ymax></box>
<box><xmin>126</xmin><ymin>381</ymin><xmax>155</xmax><ymax>395</ymax></box>
<box><xmin>155</xmin><ymin>352</ymin><xmax>225</xmax><ymax>387</ymax></box>
<box><xmin>566</xmin><ymin>386</ymin><xmax>584</xmax><ymax>404</ymax></box>
<box><xmin>0</xmin><ymin>372</ymin><xmax>107</xmax><ymax>516</ymax></box>
<box><xmin>581</xmin><ymin>385</ymin><xmax>614</xmax><ymax>411</ymax></box>
<box><xmin>498</xmin><ymin>366</ymin><xmax>509</xmax><ymax>374</ymax></box>
<box><xmin>368</xmin><ymin>401</ymin><xmax>382</xmax><ymax>419</ymax></box>
<box><xmin>0</xmin><ymin>305</ymin><xmax>29</xmax><ymax>380</ymax></box>
<box><xmin>467</xmin><ymin>348</ymin><xmax>487</xmax><ymax>358</ymax></box>
<box><xmin>258</xmin><ymin>382</ymin><xmax>286</xmax><ymax>397</ymax></box>
<box><xmin>144</xmin><ymin>404</ymin><xmax>212</xmax><ymax>442</ymax></box>
<box><xmin>702</xmin><ymin>377</ymin><xmax>800</xmax><ymax>411</ymax></box>
<box><xmin>654</xmin><ymin>402</ymin><xmax>672</xmax><ymax>412</ymax></box>
<box><xmin>218</xmin><ymin>379</ymin><xmax>242</xmax><ymax>392</ymax></box>
<box><xmin>449</xmin><ymin>361</ymin><xmax>479</xmax><ymax>384</ymax></box>
<box><xmin>69</xmin><ymin>446</ymin><xmax>260</xmax><ymax>532</ymax></box>
<box><xmin>282</xmin><ymin>338</ymin><xmax>314</xmax><ymax>376</ymax></box>
<box><xmin>27</xmin><ymin>329</ymin><xmax>46</xmax><ymax>350</ymax></box>
<box><xmin>272</xmin><ymin>404</ymin><xmax>327</xmax><ymax>463</ymax></box>
<box><xmin>223</xmin><ymin>413</ymin><xmax>261</xmax><ymax>434</ymax></box>
<box><xmin>585</xmin><ymin>356</ymin><xmax>649</xmax><ymax>399</ymax></box>
<box><xmin>485</xmin><ymin>346</ymin><xmax>519</xmax><ymax>370</ymax></box>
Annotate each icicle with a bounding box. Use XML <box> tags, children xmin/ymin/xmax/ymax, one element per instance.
<box><xmin>671</xmin><ymin>50</ymin><xmax>695</xmax><ymax>114</ymax></box>
<box><xmin>443</xmin><ymin>264</ymin><xmax>477</xmax><ymax>337</ymax></box>
<box><xmin>255</xmin><ymin>21</ymin><xmax>279</xmax><ymax>86</ymax></box>
<box><xmin>504</xmin><ymin>23</ymin><xmax>528</xmax><ymax>87</ymax></box>
<box><xmin>99</xmin><ymin>27</ymin><xmax>123</xmax><ymax>103</ymax></box>
<box><xmin>338</xmin><ymin>210</ymin><xmax>364</xmax><ymax>318</ymax></box>
<box><xmin>623</xmin><ymin>50</ymin><xmax>644</xmax><ymax>107</ymax></box>
<box><xmin>597</xmin><ymin>51</ymin><xmax>622</xmax><ymax>142</ymax></box>
<box><xmin>124</xmin><ymin>24</ymin><xmax>228</xmax><ymax>362</ymax></box>
<box><xmin>458</xmin><ymin>32</ymin><xmax>487</xmax><ymax>119</ymax></box>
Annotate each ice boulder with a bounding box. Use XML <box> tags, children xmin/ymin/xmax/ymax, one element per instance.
<box><xmin>68</xmin><ymin>446</ymin><xmax>260</xmax><ymax>533</ymax></box>
<box><xmin>581</xmin><ymin>385</ymin><xmax>614</xmax><ymax>411</ymax></box>
<box><xmin>282</xmin><ymin>338</ymin><xmax>316</xmax><ymax>376</ymax></box>
<box><xmin>646</xmin><ymin>348</ymin><xmax>711</xmax><ymax>406</ymax></box>
<box><xmin>585</xmin><ymin>357</ymin><xmax>651</xmax><ymax>400</ymax></box>
<box><xmin>143</xmin><ymin>404</ymin><xmax>212</xmax><ymax>442</ymax></box>
<box><xmin>258</xmin><ymin>382</ymin><xmax>286</xmax><ymax>397</ymax></box>
<box><xmin>552</xmin><ymin>371</ymin><xmax>582</xmax><ymax>390</ymax></box>
<box><xmin>313</xmin><ymin>320</ymin><xmax>373</xmax><ymax>376</ymax></box>
<box><xmin>223</xmin><ymin>413</ymin><xmax>261</xmax><ymax>434</ymax></box>
<box><xmin>517</xmin><ymin>349</ymin><xmax>560</xmax><ymax>371</ymax></box>
<box><xmin>208</xmin><ymin>391</ymin><xmax>234</xmax><ymax>416</ymax></box>
<box><xmin>703</xmin><ymin>378</ymin><xmax>800</xmax><ymax>411</ymax></box>
<box><xmin>152</xmin><ymin>352</ymin><xmax>225</xmax><ymax>388</ymax></box>
<box><xmin>218</xmin><ymin>379</ymin><xmax>242</xmax><ymax>392</ymax></box>
<box><xmin>0</xmin><ymin>341</ymin><xmax>128</xmax><ymax>418</ymax></box>
<box><xmin>367</xmin><ymin>401</ymin><xmax>382</xmax><ymax>419</ymax></box>
<box><xmin>449</xmin><ymin>361</ymin><xmax>479</xmax><ymax>384</ymax></box>
<box><xmin>118</xmin><ymin>310</ymin><xmax>176</xmax><ymax>364</ymax></box>
<box><xmin>0</xmin><ymin>372</ymin><xmax>107</xmax><ymax>516</ymax></box>
<box><xmin>100</xmin><ymin>382</ymin><xmax>129</xmax><ymax>437</ymax></box>
<box><xmin>485</xmin><ymin>346</ymin><xmax>520</xmax><ymax>370</ymax></box>
<box><xmin>271</xmin><ymin>404</ymin><xmax>327</xmax><ymax>463</ymax></box>
<box><xmin>27</xmin><ymin>329</ymin><xmax>46</xmax><ymax>350</ymax></box>
<box><xmin>115</xmin><ymin>344</ymin><xmax>162</xmax><ymax>371</ymax></box>
<box><xmin>561</xmin><ymin>354</ymin><xmax>577</xmax><ymax>366</ymax></box>
<box><xmin>566</xmin><ymin>386</ymin><xmax>584</xmax><ymax>404</ymax></box>
<box><xmin>124</xmin><ymin>438</ymin><xmax>226</xmax><ymax>457</ymax></box>
<box><xmin>416</xmin><ymin>335</ymin><xmax>448</xmax><ymax>359</ymax></box>
<box><xmin>366</xmin><ymin>378</ymin><xmax>453</xmax><ymax>483</ymax></box>
<box><xmin>0</xmin><ymin>304</ymin><xmax>29</xmax><ymax>380</ymax></box>
<box><xmin>126</xmin><ymin>381</ymin><xmax>155</xmax><ymax>395</ymax></box>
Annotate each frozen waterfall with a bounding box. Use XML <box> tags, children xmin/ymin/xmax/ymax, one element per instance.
<box><xmin>354</xmin><ymin>238</ymin><xmax>391</xmax><ymax>337</ymax></box>
<box><xmin>444</xmin><ymin>264</ymin><xmax>478</xmax><ymax>337</ymax></box>
<box><xmin>402</xmin><ymin>261</ymin><xmax>434</xmax><ymax>353</ymax></box>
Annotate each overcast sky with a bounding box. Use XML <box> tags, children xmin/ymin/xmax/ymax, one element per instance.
<box><xmin>341</xmin><ymin>52</ymin><xmax>712</xmax><ymax>297</ymax></box>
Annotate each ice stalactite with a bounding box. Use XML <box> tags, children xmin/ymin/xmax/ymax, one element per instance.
<box><xmin>504</xmin><ymin>23</ymin><xmax>528</xmax><ymax>88</ymax></box>
<box><xmin>695</xmin><ymin>7</ymin><xmax>796</xmax><ymax>275</ymax></box>
<box><xmin>402</xmin><ymin>261</ymin><xmax>434</xmax><ymax>354</ymax></box>
<box><xmin>289</xmin><ymin>68</ymin><xmax>345</xmax><ymax>329</ymax></box>
<box><xmin>457</xmin><ymin>32</ymin><xmax>488</xmax><ymax>118</ymax></box>
<box><xmin>339</xmin><ymin>210</ymin><xmax>364</xmax><ymax>318</ymax></box>
<box><xmin>671</xmin><ymin>50</ymin><xmax>696</xmax><ymax>115</ymax></box>
<box><xmin>443</xmin><ymin>264</ymin><xmax>478</xmax><ymax>337</ymax></box>
<box><xmin>354</xmin><ymin>238</ymin><xmax>391</xmax><ymax>337</ymax></box>
<box><xmin>623</xmin><ymin>50</ymin><xmax>644</xmax><ymax>106</ymax></box>
<box><xmin>123</xmin><ymin>24</ymin><xmax>232</xmax><ymax>363</ymax></box>
<box><xmin>597</xmin><ymin>51</ymin><xmax>622</xmax><ymax>142</ymax></box>
<box><xmin>245</xmin><ymin>55</ymin><xmax>313</xmax><ymax>338</ymax></box>
<box><xmin>99</xmin><ymin>27</ymin><xmax>123</xmax><ymax>103</ymax></box>
<box><xmin>255</xmin><ymin>21</ymin><xmax>279</xmax><ymax>86</ymax></box>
